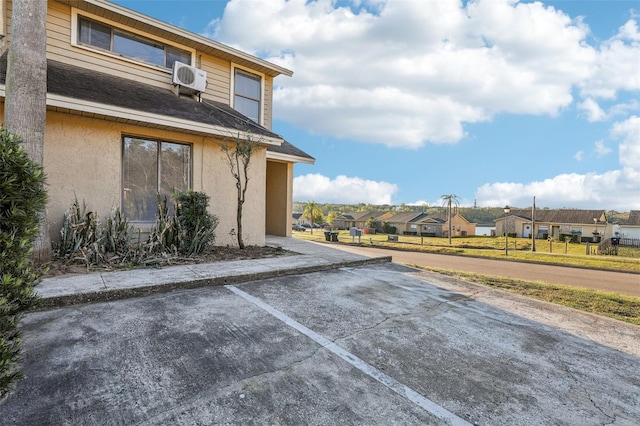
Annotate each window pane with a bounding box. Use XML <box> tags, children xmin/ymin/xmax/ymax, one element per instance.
<box><xmin>123</xmin><ymin>138</ymin><xmax>158</xmax><ymax>221</ymax></box>
<box><xmin>234</xmin><ymin>95</ymin><xmax>260</xmax><ymax>123</ymax></box>
<box><xmin>78</xmin><ymin>18</ymin><xmax>111</xmax><ymax>50</ymax></box>
<box><xmin>113</xmin><ymin>30</ymin><xmax>164</xmax><ymax>66</ymax></box>
<box><xmin>166</xmin><ymin>45</ymin><xmax>191</xmax><ymax>69</ymax></box>
<box><xmin>235</xmin><ymin>71</ymin><xmax>261</xmax><ymax>99</ymax></box>
<box><xmin>160</xmin><ymin>142</ymin><xmax>191</xmax><ymax>199</ymax></box>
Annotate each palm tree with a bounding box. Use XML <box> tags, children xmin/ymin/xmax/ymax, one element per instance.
<box><xmin>440</xmin><ymin>194</ymin><xmax>460</xmax><ymax>245</ymax></box>
<box><xmin>5</xmin><ymin>0</ymin><xmax>50</xmax><ymax>263</ymax></box>
<box><xmin>303</xmin><ymin>201</ymin><xmax>320</xmax><ymax>235</ymax></box>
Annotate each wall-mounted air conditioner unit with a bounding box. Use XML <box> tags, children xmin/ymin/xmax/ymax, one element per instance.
<box><xmin>172</xmin><ymin>61</ymin><xmax>207</xmax><ymax>92</ymax></box>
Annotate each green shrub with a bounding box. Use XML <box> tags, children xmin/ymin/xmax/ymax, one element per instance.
<box><xmin>0</xmin><ymin>129</ymin><xmax>47</xmax><ymax>397</ymax></box>
<box><xmin>55</xmin><ymin>197</ymin><xmax>104</xmax><ymax>265</ymax></box>
<box><xmin>382</xmin><ymin>221</ymin><xmax>396</xmax><ymax>234</ymax></box>
<box><xmin>175</xmin><ymin>190</ymin><xmax>218</xmax><ymax>256</ymax></box>
<box><xmin>55</xmin><ymin>190</ymin><xmax>218</xmax><ymax>268</ymax></box>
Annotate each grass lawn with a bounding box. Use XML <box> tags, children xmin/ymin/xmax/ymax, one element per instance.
<box><xmin>412</xmin><ymin>266</ymin><xmax>640</xmax><ymax>326</ymax></box>
<box><xmin>293</xmin><ymin>230</ymin><xmax>640</xmax><ymax>273</ymax></box>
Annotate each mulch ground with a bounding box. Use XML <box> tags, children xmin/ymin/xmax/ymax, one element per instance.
<box><xmin>42</xmin><ymin>245</ymin><xmax>293</xmax><ymax>277</ymax></box>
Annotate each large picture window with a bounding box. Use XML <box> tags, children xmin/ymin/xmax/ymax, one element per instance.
<box><xmin>122</xmin><ymin>137</ymin><xmax>191</xmax><ymax>221</ymax></box>
<box><xmin>78</xmin><ymin>16</ymin><xmax>191</xmax><ymax>69</ymax></box>
<box><xmin>234</xmin><ymin>69</ymin><xmax>261</xmax><ymax>123</ymax></box>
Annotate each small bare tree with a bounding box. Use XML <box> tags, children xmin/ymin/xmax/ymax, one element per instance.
<box><xmin>220</xmin><ymin>133</ymin><xmax>256</xmax><ymax>249</ymax></box>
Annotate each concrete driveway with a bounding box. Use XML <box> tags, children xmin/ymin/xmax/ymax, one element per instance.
<box><xmin>2</xmin><ymin>263</ymin><xmax>639</xmax><ymax>425</ymax></box>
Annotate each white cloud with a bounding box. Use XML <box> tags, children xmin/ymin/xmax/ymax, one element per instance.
<box><xmin>578</xmin><ymin>98</ymin><xmax>607</xmax><ymax>122</ymax></box>
<box><xmin>593</xmin><ymin>140</ymin><xmax>611</xmax><ymax>158</ymax></box>
<box><xmin>293</xmin><ymin>173</ymin><xmax>398</xmax><ymax>204</ymax></box>
<box><xmin>210</xmin><ymin>0</ymin><xmax>606</xmax><ymax>148</ymax></box>
<box><xmin>611</xmin><ymin>115</ymin><xmax>640</xmax><ymax>170</ymax></box>
<box><xmin>574</xmin><ymin>150</ymin><xmax>584</xmax><ymax>161</ymax></box>
<box><xmin>580</xmin><ymin>19</ymin><xmax>640</xmax><ymax>99</ymax></box>
<box><xmin>476</xmin><ymin>116</ymin><xmax>640</xmax><ymax>211</ymax></box>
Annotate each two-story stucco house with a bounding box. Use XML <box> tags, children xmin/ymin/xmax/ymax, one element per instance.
<box><xmin>0</xmin><ymin>0</ymin><xmax>313</xmax><ymax>247</ymax></box>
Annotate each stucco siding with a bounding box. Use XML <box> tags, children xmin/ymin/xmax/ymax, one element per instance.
<box><xmin>32</xmin><ymin>108</ymin><xmax>267</xmax><ymax>247</ymax></box>
<box><xmin>42</xmin><ymin>111</ymin><xmax>123</xmax><ymax>240</ymax></box>
<box><xmin>199</xmin><ymin>137</ymin><xmax>267</xmax><ymax>247</ymax></box>
<box><xmin>265</xmin><ymin>161</ymin><xmax>292</xmax><ymax>237</ymax></box>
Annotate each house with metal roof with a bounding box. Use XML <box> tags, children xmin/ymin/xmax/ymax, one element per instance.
<box><xmin>0</xmin><ymin>0</ymin><xmax>313</xmax><ymax>246</ymax></box>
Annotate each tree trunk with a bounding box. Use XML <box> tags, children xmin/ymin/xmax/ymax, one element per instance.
<box><xmin>237</xmin><ymin>202</ymin><xmax>244</xmax><ymax>249</ymax></box>
<box><xmin>4</xmin><ymin>0</ymin><xmax>51</xmax><ymax>264</ymax></box>
<box><xmin>448</xmin><ymin>200</ymin><xmax>452</xmax><ymax>245</ymax></box>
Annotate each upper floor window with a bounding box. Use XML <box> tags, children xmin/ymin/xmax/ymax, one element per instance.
<box><xmin>234</xmin><ymin>69</ymin><xmax>261</xmax><ymax>123</ymax></box>
<box><xmin>122</xmin><ymin>137</ymin><xmax>192</xmax><ymax>222</ymax></box>
<box><xmin>77</xmin><ymin>17</ymin><xmax>191</xmax><ymax>69</ymax></box>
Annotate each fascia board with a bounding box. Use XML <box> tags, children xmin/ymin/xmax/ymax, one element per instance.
<box><xmin>267</xmin><ymin>151</ymin><xmax>315</xmax><ymax>164</ymax></box>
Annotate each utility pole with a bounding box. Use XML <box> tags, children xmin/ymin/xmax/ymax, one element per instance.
<box><xmin>531</xmin><ymin>196</ymin><xmax>536</xmax><ymax>252</ymax></box>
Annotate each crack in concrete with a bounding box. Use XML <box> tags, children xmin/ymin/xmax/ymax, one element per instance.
<box><xmin>134</xmin><ymin>346</ymin><xmax>327</xmax><ymax>426</ymax></box>
<box><xmin>587</xmin><ymin>391</ymin><xmax>616</xmax><ymax>424</ymax></box>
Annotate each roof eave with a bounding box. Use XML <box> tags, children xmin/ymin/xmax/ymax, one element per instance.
<box><xmin>267</xmin><ymin>151</ymin><xmax>315</xmax><ymax>164</ymax></box>
<box><xmin>0</xmin><ymin>87</ymin><xmax>284</xmax><ymax>145</ymax></box>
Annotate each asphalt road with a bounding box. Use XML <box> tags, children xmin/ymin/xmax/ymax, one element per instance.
<box><xmin>2</xmin><ymin>263</ymin><xmax>639</xmax><ymax>425</ymax></box>
<box><xmin>328</xmin><ymin>244</ymin><xmax>640</xmax><ymax>297</ymax></box>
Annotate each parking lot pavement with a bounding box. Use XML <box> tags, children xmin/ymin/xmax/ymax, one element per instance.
<box><xmin>2</xmin><ymin>263</ymin><xmax>639</xmax><ymax>425</ymax></box>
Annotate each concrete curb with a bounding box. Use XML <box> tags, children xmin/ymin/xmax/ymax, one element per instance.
<box><xmin>35</xmin><ymin>255</ymin><xmax>392</xmax><ymax>310</ymax></box>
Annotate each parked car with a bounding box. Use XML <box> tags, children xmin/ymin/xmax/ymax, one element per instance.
<box><xmin>292</xmin><ymin>224</ymin><xmax>306</xmax><ymax>232</ymax></box>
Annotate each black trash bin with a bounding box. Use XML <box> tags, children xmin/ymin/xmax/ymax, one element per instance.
<box><xmin>324</xmin><ymin>231</ymin><xmax>331</xmax><ymax>242</ymax></box>
<box><xmin>330</xmin><ymin>232</ymin><xmax>339</xmax><ymax>242</ymax></box>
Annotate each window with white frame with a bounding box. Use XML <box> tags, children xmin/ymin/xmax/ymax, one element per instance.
<box><xmin>234</xmin><ymin>68</ymin><xmax>261</xmax><ymax>123</ymax></box>
<box><xmin>122</xmin><ymin>137</ymin><xmax>191</xmax><ymax>221</ymax></box>
<box><xmin>77</xmin><ymin>16</ymin><xmax>191</xmax><ymax>69</ymax></box>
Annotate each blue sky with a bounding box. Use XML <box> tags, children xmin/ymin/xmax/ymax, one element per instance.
<box><xmin>112</xmin><ymin>0</ymin><xmax>640</xmax><ymax>211</ymax></box>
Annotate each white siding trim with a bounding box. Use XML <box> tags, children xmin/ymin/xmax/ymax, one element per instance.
<box><xmin>267</xmin><ymin>151</ymin><xmax>315</xmax><ymax>165</ymax></box>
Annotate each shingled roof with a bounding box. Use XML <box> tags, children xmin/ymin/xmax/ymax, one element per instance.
<box><xmin>627</xmin><ymin>211</ymin><xmax>640</xmax><ymax>226</ymax></box>
<box><xmin>0</xmin><ymin>55</ymin><xmax>314</xmax><ymax>162</ymax></box>
<box><xmin>387</xmin><ymin>211</ymin><xmax>424</xmax><ymax>223</ymax></box>
<box><xmin>503</xmin><ymin>209</ymin><xmax>606</xmax><ymax>224</ymax></box>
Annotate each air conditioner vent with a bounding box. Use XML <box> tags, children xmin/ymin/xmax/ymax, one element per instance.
<box><xmin>176</xmin><ymin>66</ymin><xmax>195</xmax><ymax>85</ymax></box>
<box><xmin>172</xmin><ymin>61</ymin><xmax>207</xmax><ymax>93</ymax></box>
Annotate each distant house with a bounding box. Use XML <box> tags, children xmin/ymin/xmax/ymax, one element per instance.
<box><xmin>496</xmin><ymin>209</ymin><xmax>608</xmax><ymax>241</ymax></box>
<box><xmin>619</xmin><ymin>211</ymin><xmax>640</xmax><ymax>239</ymax></box>
<box><xmin>292</xmin><ymin>213</ymin><xmax>304</xmax><ymax>226</ymax></box>
<box><xmin>332</xmin><ymin>212</ymin><xmax>365</xmax><ymax>230</ymax></box>
<box><xmin>387</xmin><ymin>212</ymin><xmax>476</xmax><ymax>237</ymax></box>
<box><xmin>387</xmin><ymin>212</ymin><xmax>428</xmax><ymax>235</ymax></box>
<box><xmin>442</xmin><ymin>213</ymin><xmax>477</xmax><ymax>238</ymax></box>
<box><xmin>333</xmin><ymin>211</ymin><xmax>393</xmax><ymax>230</ymax></box>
